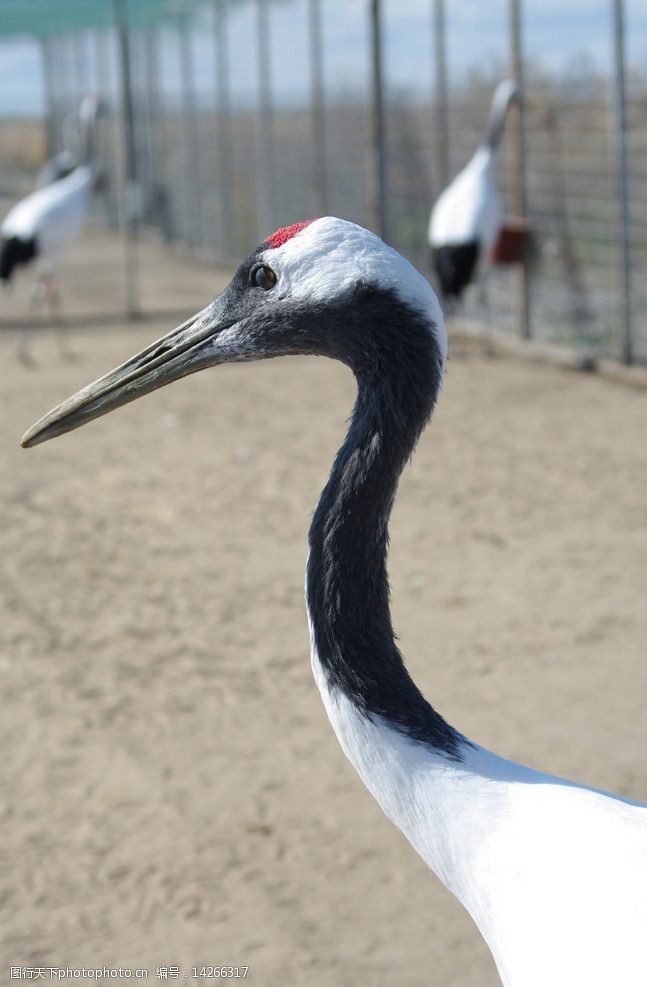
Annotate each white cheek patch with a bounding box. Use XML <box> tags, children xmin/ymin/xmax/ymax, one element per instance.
<box><xmin>260</xmin><ymin>217</ymin><xmax>447</xmax><ymax>362</ymax></box>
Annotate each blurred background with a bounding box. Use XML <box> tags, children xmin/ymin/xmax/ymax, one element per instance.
<box><xmin>1</xmin><ymin>3</ymin><xmax>646</xmax><ymax>986</ymax></box>
<box><xmin>1</xmin><ymin>0</ymin><xmax>647</xmax><ymax>359</ymax></box>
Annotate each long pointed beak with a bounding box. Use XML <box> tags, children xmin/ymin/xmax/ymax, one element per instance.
<box><xmin>21</xmin><ymin>302</ymin><xmax>226</xmax><ymax>448</ymax></box>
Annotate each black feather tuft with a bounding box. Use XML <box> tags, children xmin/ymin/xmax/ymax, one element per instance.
<box><xmin>432</xmin><ymin>241</ymin><xmax>480</xmax><ymax>300</ymax></box>
<box><xmin>0</xmin><ymin>235</ymin><xmax>38</xmax><ymax>283</ymax></box>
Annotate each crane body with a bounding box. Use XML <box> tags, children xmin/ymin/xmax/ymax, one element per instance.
<box><xmin>22</xmin><ymin>217</ymin><xmax>647</xmax><ymax>985</ymax></box>
<box><xmin>316</xmin><ymin>673</ymin><xmax>647</xmax><ymax>985</ymax></box>
<box><xmin>429</xmin><ymin>81</ymin><xmax>518</xmax><ymax>302</ymax></box>
<box><xmin>1</xmin><ymin>95</ymin><xmax>101</xmax><ymax>361</ymax></box>
<box><xmin>2</xmin><ymin>165</ymin><xmax>94</xmax><ymax>275</ymax></box>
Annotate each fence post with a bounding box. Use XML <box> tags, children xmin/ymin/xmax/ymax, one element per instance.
<box><xmin>40</xmin><ymin>38</ymin><xmax>57</xmax><ymax>158</ymax></box>
<box><xmin>95</xmin><ymin>27</ymin><xmax>110</xmax><ymax>106</ymax></box>
<box><xmin>57</xmin><ymin>35</ymin><xmax>72</xmax><ymax>118</ymax></box>
<box><xmin>433</xmin><ymin>0</ymin><xmax>449</xmax><ymax>189</ymax></box>
<box><xmin>72</xmin><ymin>31</ymin><xmax>86</xmax><ymax>104</ymax></box>
<box><xmin>308</xmin><ymin>0</ymin><xmax>328</xmax><ymax>216</ymax></box>
<box><xmin>369</xmin><ymin>0</ymin><xmax>388</xmax><ymax>241</ymax></box>
<box><xmin>113</xmin><ymin>0</ymin><xmax>139</xmax><ymax>318</ymax></box>
<box><xmin>178</xmin><ymin>13</ymin><xmax>203</xmax><ymax>247</ymax></box>
<box><xmin>94</xmin><ymin>27</ymin><xmax>119</xmax><ymax>226</ymax></box>
<box><xmin>508</xmin><ymin>0</ymin><xmax>530</xmax><ymax>340</ymax></box>
<box><xmin>256</xmin><ymin>0</ymin><xmax>275</xmax><ymax>238</ymax></box>
<box><xmin>143</xmin><ymin>30</ymin><xmax>159</xmax><ymax>226</ymax></box>
<box><xmin>611</xmin><ymin>0</ymin><xmax>633</xmax><ymax>365</ymax></box>
<box><xmin>214</xmin><ymin>0</ymin><xmax>233</xmax><ymax>259</ymax></box>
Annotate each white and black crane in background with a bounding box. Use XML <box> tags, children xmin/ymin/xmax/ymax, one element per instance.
<box><xmin>429</xmin><ymin>80</ymin><xmax>519</xmax><ymax>306</ymax></box>
<box><xmin>1</xmin><ymin>95</ymin><xmax>102</xmax><ymax>363</ymax></box>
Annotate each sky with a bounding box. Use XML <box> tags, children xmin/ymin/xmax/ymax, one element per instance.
<box><xmin>0</xmin><ymin>0</ymin><xmax>646</xmax><ymax>118</ymax></box>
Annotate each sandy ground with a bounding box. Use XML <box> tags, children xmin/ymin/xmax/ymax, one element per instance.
<box><xmin>1</xmin><ymin>230</ymin><xmax>646</xmax><ymax>986</ymax></box>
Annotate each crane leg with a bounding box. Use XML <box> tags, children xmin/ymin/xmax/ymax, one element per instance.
<box><xmin>477</xmin><ymin>271</ymin><xmax>495</xmax><ymax>357</ymax></box>
<box><xmin>45</xmin><ymin>278</ymin><xmax>76</xmax><ymax>362</ymax></box>
<box><xmin>17</xmin><ymin>278</ymin><xmax>46</xmax><ymax>366</ymax></box>
<box><xmin>478</xmin><ymin>271</ymin><xmax>491</xmax><ymax>320</ymax></box>
<box><xmin>18</xmin><ymin>275</ymin><xmax>77</xmax><ymax>365</ymax></box>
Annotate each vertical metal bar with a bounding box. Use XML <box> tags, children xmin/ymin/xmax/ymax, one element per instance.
<box><xmin>57</xmin><ymin>36</ymin><xmax>70</xmax><ymax>150</ymax></box>
<box><xmin>179</xmin><ymin>14</ymin><xmax>203</xmax><ymax>247</ymax></box>
<box><xmin>73</xmin><ymin>31</ymin><xmax>86</xmax><ymax>101</ymax></box>
<box><xmin>67</xmin><ymin>35</ymin><xmax>77</xmax><ymax>114</ymax></box>
<box><xmin>433</xmin><ymin>0</ymin><xmax>449</xmax><ymax>188</ymax></box>
<box><xmin>40</xmin><ymin>38</ymin><xmax>57</xmax><ymax>158</ymax></box>
<box><xmin>612</xmin><ymin>0</ymin><xmax>633</xmax><ymax>364</ymax></box>
<box><xmin>137</xmin><ymin>31</ymin><xmax>154</xmax><ymax>229</ymax></box>
<box><xmin>95</xmin><ymin>28</ymin><xmax>111</xmax><ymax>107</ymax></box>
<box><xmin>369</xmin><ymin>0</ymin><xmax>388</xmax><ymax>241</ymax></box>
<box><xmin>67</xmin><ymin>34</ymin><xmax>77</xmax><ymax>113</ymax></box>
<box><xmin>214</xmin><ymin>0</ymin><xmax>233</xmax><ymax>258</ymax></box>
<box><xmin>144</xmin><ymin>29</ymin><xmax>164</xmax><ymax>236</ymax></box>
<box><xmin>256</xmin><ymin>0</ymin><xmax>275</xmax><ymax>237</ymax></box>
<box><xmin>139</xmin><ymin>33</ymin><xmax>151</xmax><ymax>206</ymax></box>
<box><xmin>95</xmin><ymin>27</ymin><xmax>118</xmax><ymax>225</ymax></box>
<box><xmin>64</xmin><ymin>34</ymin><xmax>79</xmax><ymax>113</ymax></box>
<box><xmin>128</xmin><ymin>32</ymin><xmax>140</xmax><ymax>210</ymax></box>
<box><xmin>87</xmin><ymin>28</ymin><xmax>100</xmax><ymax>93</ymax></box>
<box><xmin>57</xmin><ymin>35</ymin><xmax>71</xmax><ymax>122</ymax></box>
<box><xmin>151</xmin><ymin>26</ymin><xmax>174</xmax><ymax>240</ymax></box>
<box><xmin>308</xmin><ymin>0</ymin><xmax>328</xmax><ymax>215</ymax></box>
<box><xmin>113</xmin><ymin>0</ymin><xmax>139</xmax><ymax>318</ymax></box>
<box><xmin>508</xmin><ymin>0</ymin><xmax>530</xmax><ymax>339</ymax></box>
<box><xmin>47</xmin><ymin>36</ymin><xmax>59</xmax><ymax>148</ymax></box>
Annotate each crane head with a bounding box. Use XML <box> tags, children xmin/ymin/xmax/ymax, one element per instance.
<box><xmin>21</xmin><ymin>217</ymin><xmax>446</xmax><ymax>449</ymax></box>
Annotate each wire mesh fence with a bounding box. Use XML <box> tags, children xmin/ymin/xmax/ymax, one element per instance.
<box><xmin>1</xmin><ymin>0</ymin><xmax>646</xmax><ymax>363</ymax></box>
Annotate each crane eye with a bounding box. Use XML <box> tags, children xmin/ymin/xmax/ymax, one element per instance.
<box><xmin>251</xmin><ymin>265</ymin><xmax>277</xmax><ymax>290</ymax></box>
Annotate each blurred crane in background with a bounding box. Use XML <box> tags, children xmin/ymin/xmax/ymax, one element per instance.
<box><xmin>429</xmin><ymin>80</ymin><xmax>519</xmax><ymax>305</ymax></box>
<box><xmin>0</xmin><ymin>95</ymin><xmax>102</xmax><ymax>363</ymax></box>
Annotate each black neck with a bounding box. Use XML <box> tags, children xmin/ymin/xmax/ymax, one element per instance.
<box><xmin>306</xmin><ymin>296</ymin><xmax>463</xmax><ymax>756</ymax></box>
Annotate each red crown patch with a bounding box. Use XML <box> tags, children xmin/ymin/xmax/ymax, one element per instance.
<box><xmin>264</xmin><ymin>220</ymin><xmax>316</xmax><ymax>249</ymax></box>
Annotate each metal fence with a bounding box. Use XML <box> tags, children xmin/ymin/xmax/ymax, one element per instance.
<box><xmin>5</xmin><ymin>0</ymin><xmax>647</xmax><ymax>363</ymax></box>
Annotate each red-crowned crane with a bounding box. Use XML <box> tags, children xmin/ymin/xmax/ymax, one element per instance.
<box><xmin>429</xmin><ymin>80</ymin><xmax>518</xmax><ymax>303</ymax></box>
<box><xmin>22</xmin><ymin>218</ymin><xmax>647</xmax><ymax>986</ymax></box>
<box><xmin>1</xmin><ymin>95</ymin><xmax>102</xmax><ymax>361</ymax></box>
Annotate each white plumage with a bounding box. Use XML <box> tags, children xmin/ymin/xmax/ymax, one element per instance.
<box><xmin>1</xmin><ymin>95</ymin><xmax>100</xmax><ymax>284</ymax></box>
<box><xmin>314</xmin><ymin>651</ymin><xmax>647</xmax><ymax>987</ymax></box>
<box><xmin>2</xmin><ymin>165</ymin><xmax>94</xmax><ymax>263</ymax></box>
<box><xmin>1</xmin><ymin>95</ymin><xmax>101</xmax><ymax>360</ymax></box>
<box><xmin>429</xmin><ymin>80</ymin><xmax>518</xmax><ymax>301</ymax></box>
<box><xmin>429</xmin><ymin>146</ymin><xmax>501</xmax><ymax>253</ymax></box>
